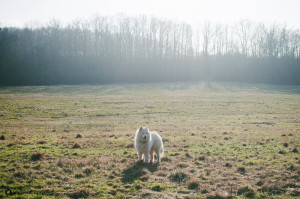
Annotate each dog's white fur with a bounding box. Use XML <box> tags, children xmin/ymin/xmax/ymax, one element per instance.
<box><xmin>134</xmin><ymin>126</ymin><xmax>164</xmax><ymax>163</ymax></box>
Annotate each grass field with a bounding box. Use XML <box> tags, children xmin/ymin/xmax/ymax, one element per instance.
<box><xmin>0</xmin><ymin>82</ymin><xmax>299</xmax><ymax>198</ymax></box>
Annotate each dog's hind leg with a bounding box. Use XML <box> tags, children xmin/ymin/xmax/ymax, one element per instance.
<box><xmin>149</xmin><ymin>149</ymin><xmax>154</xmax><ymax>163</ymax></box>
<box><xmin>155</xmin><ymin>149</ymin><xmax>161</xmax><ymax>162</ymax></box>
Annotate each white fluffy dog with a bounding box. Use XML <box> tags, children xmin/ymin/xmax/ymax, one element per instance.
<box><xmin>134</xmin><ymin>126</ymin><xmax>164</xmax><ymax>163</ymax></box>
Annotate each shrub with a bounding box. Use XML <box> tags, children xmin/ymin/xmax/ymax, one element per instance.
<box><xmin>256</xmin><ymin>180</ymin><xmax>264</xmax><ymax>186</ymax></box>
<box><xmin>185</xmin><ymin>153</ymin><xmax>192</xmax><ymax>158</ymax></box>
<box><xmin>288</xmin><ymin>164</ymin><xmax>296</xmax><ymax>171</ymax></box>
<box><xmin>292</xmin><ymin>147</ymin><xmax>298</xmax><ymax>153</ymax></box>
<box><xmin>0</xmin><ymin>135</ymin><xmax>5</xmax><ymax>140</ymax></box>
<box><xmin>225</xmin><ymin>163</ymin><xmax>232</xmax><ymax>168</ymax></box>
<box><xmin>37</xmin><ymin>140</ymin><xmax>48</xmax><ymax>144</ymax></box>
<box><xmin>83</xmin><ymin>167</ymin><xmax>94</xmax><ymax>176</ymax></box>
<box><xmin>169</xmin><ymin>171</ymin><xmax>189</xmax><ymax>183</ymax></box>
<box><xmin>72</xmin><ymin>142</ymin><xmax>82</xmax><ymax>148</ymax></box>
<box><xmin>198</xmin><ymin>155</ymin><xmax>206</xmax><ymax>161</ymax></box>
<box><xmin>151</xmin><ymin>183</ymin><xmax>164</xmax><ymax>192</ymax></box>
<box><xmin>75</xmin><ymin>173</ymin><xmax>85</xmax><ymax>179</ymax></box>
<box><xmin>31</xmin><ymin>152</ymin><xmax>45</xmax><ymax>161</ymax></box>
<box><xmin>187</xmin><ymin>179</ymin><xmax>200</xmax><ymax>190</ymax></box>
<box><xmin>237</xmin><ymin>167</ymin><xmax>246</xmax><ymax>174</ymax></box>
<box><xmin>279</xmin><ymin>150</ymin><xmax>286</xmax><ymax>154</ymax></box>
<box><xmin>283</xmin><ymin>143</ymin><xmax>289</xmax><ymax>147</ymax></box>
<box><xmin>76</xmin><ymin>134</ymin><xmax>83</xmax><ymax>138</ymax></box>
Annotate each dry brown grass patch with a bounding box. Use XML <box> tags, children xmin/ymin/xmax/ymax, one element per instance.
<box><xmin>67</xmin><ymin>187</ymin><xmax>94</xmax><ymax>198</ymax></box>
<box><xmin>7</xmin><ymin>140</ymin><xmax>32</xmax><ymax>146</ymax></box>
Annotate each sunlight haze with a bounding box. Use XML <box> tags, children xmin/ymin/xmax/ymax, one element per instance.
<box><xmin>0</xmin><ymin>0</ymin><xmax>300</xmax><ymax>28</ymax></box>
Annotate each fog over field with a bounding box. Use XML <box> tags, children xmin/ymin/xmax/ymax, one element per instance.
<box><xmin>0</xmin><ymin>1</ymin><xmax>300</xmax><ymax>85</ymax></box>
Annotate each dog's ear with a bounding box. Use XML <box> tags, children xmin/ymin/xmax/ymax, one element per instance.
<box><xmin>145</xmin><ymin>126</ymin><xmax>149</xmax><ymax>130</ymax></box>
<box><xmin>139</xmin><ymin>126</ymin><xmax>143</xmax><ymax>131</ymax></box>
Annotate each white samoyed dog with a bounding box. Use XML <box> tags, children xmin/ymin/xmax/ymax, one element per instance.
<box><xmin>134</xmin><ymin>126</ymin><xmax>164</xmax><ymax>163</ymax></box>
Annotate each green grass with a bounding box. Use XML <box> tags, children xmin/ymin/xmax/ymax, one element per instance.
<box><xmin>0</xmin><ymin>82</ymin><xmax>299</xmax><ymax>198</ymax></box>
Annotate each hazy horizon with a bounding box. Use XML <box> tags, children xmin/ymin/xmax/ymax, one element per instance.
<box><xmin>1</xmin><ymin>0</ymin><xmax>300</xmax><ymax>29</ymax></box>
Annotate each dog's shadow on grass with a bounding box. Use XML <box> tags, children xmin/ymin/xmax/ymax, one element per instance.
<box><xmin>121</xmin><ymin>161</ymin><xmax>159</xmax><ymax>184</ymax></box>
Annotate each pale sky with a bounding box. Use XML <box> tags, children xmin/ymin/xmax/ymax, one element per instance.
<box><xmin>0</xmin><ymin>0</ymin><xmax>300</xmax><ymax>29</ymax></box>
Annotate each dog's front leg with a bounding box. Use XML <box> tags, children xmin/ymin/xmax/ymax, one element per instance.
<box><xmin>144</xmin><ymin>152</ymin><xmax>149</xmax><ymax>163</ymax></box>
<box><xmin>138</xmin><ymin>151</ymin><xmax>143</xmax><ymax>161</ymax></box>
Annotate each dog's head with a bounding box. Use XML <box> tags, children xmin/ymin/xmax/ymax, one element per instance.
<box><xmin>137</xmin><ymin>126</ymin><xmax>150</xmax><ymax>141</ymax></box>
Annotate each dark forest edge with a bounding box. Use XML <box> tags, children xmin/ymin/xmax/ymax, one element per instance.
<box><xmin>0</xmin><ymin>14</ymin><xmax>299</xmax><ymax>86</ymax></box>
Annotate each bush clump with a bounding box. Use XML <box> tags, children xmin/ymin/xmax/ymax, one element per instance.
<box><xmin>225</xmin><ymin>163</ymin><xmax>232</xmax><ymax>168</ymax></box>
<box><xmin>31</xmin><ymin>152</ymin><xmax>45</xmax><ymax>161</ymax></box>
<box><xmin>198</xmin><ymin>155</ymin><xmax>206</xmax><ymax>161</ymax></box>
<box><xmin>169</xmin><ymin>171</ymin><xmax>189</xmax><ymax>183</ymax></box>
<box><xmin>37</xmin><ymin>140</ymin><xmax>48</xmax><ymax>144</ymax></box>
<box><xmin>72</xmin><ymin>142</ymin><xmax>82</xmax><ymax>148</ymax></box>
<box><xmin>151</xmin><ymin>183</ymin><xmax>165</xmax><ymax>192</ymax></box>
<box><xmin>187</xmin><ymin>179</ymin><xmax>200</xmax><ymax>190</ymax></box>
<box><xmin>237</xmin><ymin>167</ymin><xmax>246</xmax><ymax>174</ymax></box>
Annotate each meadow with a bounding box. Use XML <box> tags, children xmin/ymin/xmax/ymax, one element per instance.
<box><xmin>0</xmin><ymin>82</ymin><xmax>299</xmax><ymax>198</ymax></box>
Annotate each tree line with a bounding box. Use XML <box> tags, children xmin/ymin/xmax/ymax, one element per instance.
<box><xmin>0</xmin><ymin>14</ymin><xmax>299</xmax><ymax>86</ymax></box>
